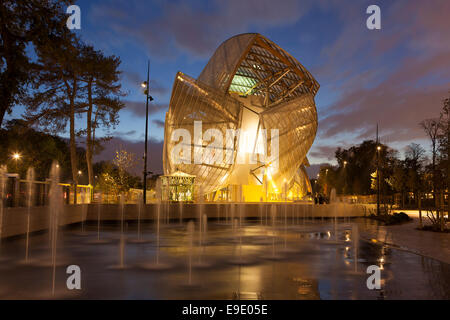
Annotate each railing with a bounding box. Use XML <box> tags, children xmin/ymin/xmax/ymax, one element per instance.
<box><xmin>1</xmin><ymin>176</ymin><xmax>92</xmax><ymax>208</ymax></box>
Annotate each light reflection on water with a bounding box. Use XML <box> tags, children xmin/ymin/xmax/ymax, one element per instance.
<box><xmin>0</xmin><ymin>218</ymin><xmax>448</xmax><ymax>300</ymax></box>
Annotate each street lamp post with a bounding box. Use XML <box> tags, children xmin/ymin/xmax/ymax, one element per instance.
<box><xmin>142</xmin><ymin>60</ymin><xmax>154</xmax><ymax>205</ymax></box>
<box><xmin>343</xmin><ymin>161</ymin><xmax>347</xmax><ymax>194</ymax></box>
<box><xmin>377</xmin><ymin>145</ymin><xmax>381</xmax><ymax>215</ymax></box>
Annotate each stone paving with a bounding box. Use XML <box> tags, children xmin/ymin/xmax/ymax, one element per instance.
<box><xmin>358</xmin><ymin>214</ymin><xmax>450</xmax><ymax>264</ymax></box>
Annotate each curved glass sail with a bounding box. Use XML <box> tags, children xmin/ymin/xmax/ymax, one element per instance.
<box><xmin>164</xmin><ymin>33</ymin><xmax>319</xmax><ymax>201</ymax></box>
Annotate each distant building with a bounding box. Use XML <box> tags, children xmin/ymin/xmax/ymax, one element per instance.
<box><xmin>163</xmin><ymin>33</ymin><xmax>319</xmax><ymax>202</ymax></box>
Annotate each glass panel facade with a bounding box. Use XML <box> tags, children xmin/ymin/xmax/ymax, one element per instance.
<box><xmin>160</xmin><ymin>173</ymin><xmax>195</xmax><ymax>202</ymax></box>
<box><xmin>164</xmin><ymin>33</ymin><xmax>319</xmax><ymax>201</ymax></box>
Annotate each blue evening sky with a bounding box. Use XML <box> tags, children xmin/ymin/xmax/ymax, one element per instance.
<box><xmin>6</xmin><ymin>0</ymin><xmax>449</xmax><ymax>174</ymax></box>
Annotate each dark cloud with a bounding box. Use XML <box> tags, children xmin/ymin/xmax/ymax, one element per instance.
<box><xmin>305</xmin><ymin>163</ymin><xmax>328</xmax><ymax>178</ymax></box>
<box><xmin>122</xmin><ymin>71</ymin><xmax>169</xmax><ymax>95</ymax></box>
<box><xmin>94</xmin><ymin>136</ymin><xmax>164</xmax><ymax>175</ymax></box>
<box><xmin>315</xmin><ymin>0</ymin><xmax>450</xmax><ymax>147</ymax></box>
<box><xmin>152</xmin><ymin>119</ymin><xmax>165</xmax><ymax>128</ymax></box>
<box><xmin>123</xmin><ymin>100</ymin><xmax>168</xmax><ymax>117</ymax></box>
<box><xmin>159</xmin><ymin>0</ymin><xmax>309</xmax><ymax>56</ymax></box>
<box><xmin>86</xmin><ymin>0</ymin><xmax>449</xmax><ymax>165</ymax></box>
<box><xmin>319</xmin><ymin>55</ymin><xmax>449</xmax><ymax>143</ymax></box>
<box><xmin>111</xmin><ymin>130</ymin><xmax>137</xmax><ymax>139</ymax></box>
<box><xmin>308</xmin><ymin>145</ymin><xmax>338</xmax><ymax>161</ymax></box>
<box><xmin>89</xmin><ymin>0</ymin><xmax>310</xmax><ymax>59</ymax></box>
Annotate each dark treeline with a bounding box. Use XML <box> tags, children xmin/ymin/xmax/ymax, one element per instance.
<box><xmin>1</xmin><ymin>1</ymin><xmax>131</xmax><ymax>201</ymax></box>
<box><xmin>315</xmin><ymin>92</ymin><xmax>450</xmax><ymax>214</ymax></box>
<box><xmin>0</xmin><ymin>119</ymin><xmax>78</xmax><ymax>182</ymax></box>
<box><xmin>0</xmin><ymin>120</ymin><xmax>142</xmax><ymax>191</ymax></box>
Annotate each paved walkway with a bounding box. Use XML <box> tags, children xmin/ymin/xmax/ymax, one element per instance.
<box><xmin>359</xmin><ymin>213</ymin><xmax>450</xmax><ymax>264</ymax></box>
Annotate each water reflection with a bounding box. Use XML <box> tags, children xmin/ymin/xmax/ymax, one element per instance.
<box><xmin>0</xmin><ymin>219</ymin><xmax>448</xmax><ymax>300</ymax></box>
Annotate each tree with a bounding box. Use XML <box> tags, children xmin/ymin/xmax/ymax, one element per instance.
<box><xmin>438</xmin><ymin>92</ymin><xmax>450</xmax><ymax>194</ymax></box>
<box><xmin>316</xmin><ymin>165</ymin><xmax>337</xmax><ymax>197</ymax></box>
<box><xmin>113</xmin><ymin>148</ymin><xmax>139</xmax><ymax>193</ymax></box>
<box><xmin>416</xmin><ymin>92</ymin><xmax>450</xmax><ymax>231</ymax></box>
<box><xmin>0</xmin><ymin>119</ymin><xmax>84</xmax><ymax>181</ymax></box>
<box><xmin>25</xmin><ymin>33</ymin><xmax>86</xmax><ymax>200</ymax></box>
<box><xmin>420</xmin><ymin>118</ymin><xmax>440</xmax><ymax>202</ymax></box>
<box><xmin>95</xmin><ymin>158</ymin><xmax>141</xmax><ymax>202</ymax></box>
<box><xmin>388</xmin><ymin>159</ymin><xmax>407</xmax><ymax>208</ymax></box>
<box><xmin>404</xmin><ymin>143</ymin><xmax>426</xmax><ymax>206</ymax></box>
<box><xmin>335</xmin><ymin>140</ymin><xmax>384</xmax><ymax>195</ymax></box>
<box><xmin>436</xmin><ymin>92</ymin><xmax>450</xmax><ymax>231</ymax></box>
<box><xmin>78</xmin><ymin>45</ymin><xmax>125</xmax><ymax>186</ymax></box>
<box><xmin>0</xmin><ymin>0</ymin><xmax>70</xmax><ymax>127</ymax></box>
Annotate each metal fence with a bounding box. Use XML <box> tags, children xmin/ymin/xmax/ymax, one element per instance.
<box><xmin>1</xmin><ymin>176</ymin><xmax>92</xmax><ymax>208</ymax></box>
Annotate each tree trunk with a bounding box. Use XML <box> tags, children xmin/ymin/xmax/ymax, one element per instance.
<box><xmin>440</xmin><ymin>192</ymin><xmax>445</xmax><ymax>231</ymax></box>
<box><xmin>85</xmin><ymin>80</ymin><xmax>94</xmax><ymax>187</ymax></box>
<box><xmin>418</xmin><ymin>192</ymin><xmax>422</xmax><ymax>228</ymax></box>
<box><xmin>401</xmin><ymin>191</ymin><xmax>405</xmax><ymax>209</ymax></box>
<box><xmin>414</xmin><ymin>191</ymin><xmax>418</xmax><ymax>208</ymax></box>
<box><xmin>69</xmin><ymin>80</ymin><xmax>78</xmax><ymax>204</ymax></box>
<box><xmin>0</xmin><ymin>4</ymin><xmax>12</xmax><ymax>129</ymax></box>
<box><xmin>447</xmin><ymin>117</ymin><xmax>450</xmax><ymax>230</ymax></box>
<box><xmin>432</xmin><ymin>141</ymin><xmax>436</xmax><ymax>207</ymax></box>
<box><xmin>0</xmin><ymin>107</ymin><xmax>6</xmax><ymax>128</ymax></box>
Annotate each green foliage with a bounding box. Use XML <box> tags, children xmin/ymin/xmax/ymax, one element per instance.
<box><xmin>0</xmin><ymin>119</ymin><xmax>84</xmax><ymax>181</ymax></box>
<box><xmin>79</xmin><ymin>45</ymin><xmax>125</xmax><ymax>185</ymax></box>
<box><xmin>437</xmin><ymin>93</ymin><xmax>450</xmax><ymax>191</ymax></box>
<box><xmin>317</xmin><ymin>140</ymin><xmax>425</xmax><ymax>206</ymax></box>
<box><xmin>316</xmin><ymin>140</ymin><xmax>396</xmax><ymax>196</ymax></box>
<box><xmin>0</xmin><ymin>0</ymin><xmax>70</xmax><ymax>126</ymax></box>
<box><xmin>95</xmin><ymin>148</ymin><xmax>141</xmax><ymax>194</ymax></box>
<box><xmin>23</xmin><ymin>9</ymin><xmax>126</xmax><ymax>186</ymax></box>
<box><xmin>404</xmin><ymin>143</ymin><xmax>426</xmax><ymax>194</ymax></box>
<box><xmin>335</xmin><ymin>140</ymin><xmax>379</xmax><ymax>194</ymax></box>
<box><xmin>2</xmin><ymin>1</ymin><xmax>126</xmax><ymax>190</ymax></box>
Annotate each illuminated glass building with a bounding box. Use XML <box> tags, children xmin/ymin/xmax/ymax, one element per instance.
<box><xmin>163</xmin><ymin>33</ymin><xmax>319</xmax><ymax>202</ymax></box>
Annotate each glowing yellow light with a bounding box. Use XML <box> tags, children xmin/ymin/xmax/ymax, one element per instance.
<box><xmin>220</xmin><ymin>173</ymin><xmax>229</xmax><ymax>183</ymax></box>
<box><xmin>377</xmin><ymin>146</ymin><xmax>381</xmax><ymax>151</ymax></box>
<box><xmin>239</xmin><ymin>129</ymin><xmax>258</xmax><ymax>153</ymax></box>
<box><xmin>78</xmin><ymin>170</ymin><xmax>82</xmax><ymax>175</ymax></box>
<box><xmin>12</xmin><ymin>153</ymin><xmax>21</xmax><ymax>160</ymax></box>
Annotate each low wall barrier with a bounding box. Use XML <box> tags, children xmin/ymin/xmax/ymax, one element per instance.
<box><xmin>0</xmin><ymin>202</ymin><xmax>366</xmax><ymax>238</ymax></box>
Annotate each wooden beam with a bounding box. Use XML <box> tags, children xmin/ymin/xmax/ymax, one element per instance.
<box><xmin>242</xmin><ymin>61</ymin><xmax>296</xmax><ymax>87</ymax></box>
<box><xmin>268</xmin><ymin>68</ymin><xmax>291</xmax><ymax>88</ymax></box>
<box><xmin>241</xmin><ymin>67</ymin><xmax>290</xmax><ymax>95</ymax></box>
<box><xmin>254</xmin><ymin>36</ymin><xmax>309</xmax><ymax>84</ymax></box>
<box><xmin>272</xmin><ymin>80</ymin><xmax>304</xmax><ymax>105</ymax></box>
